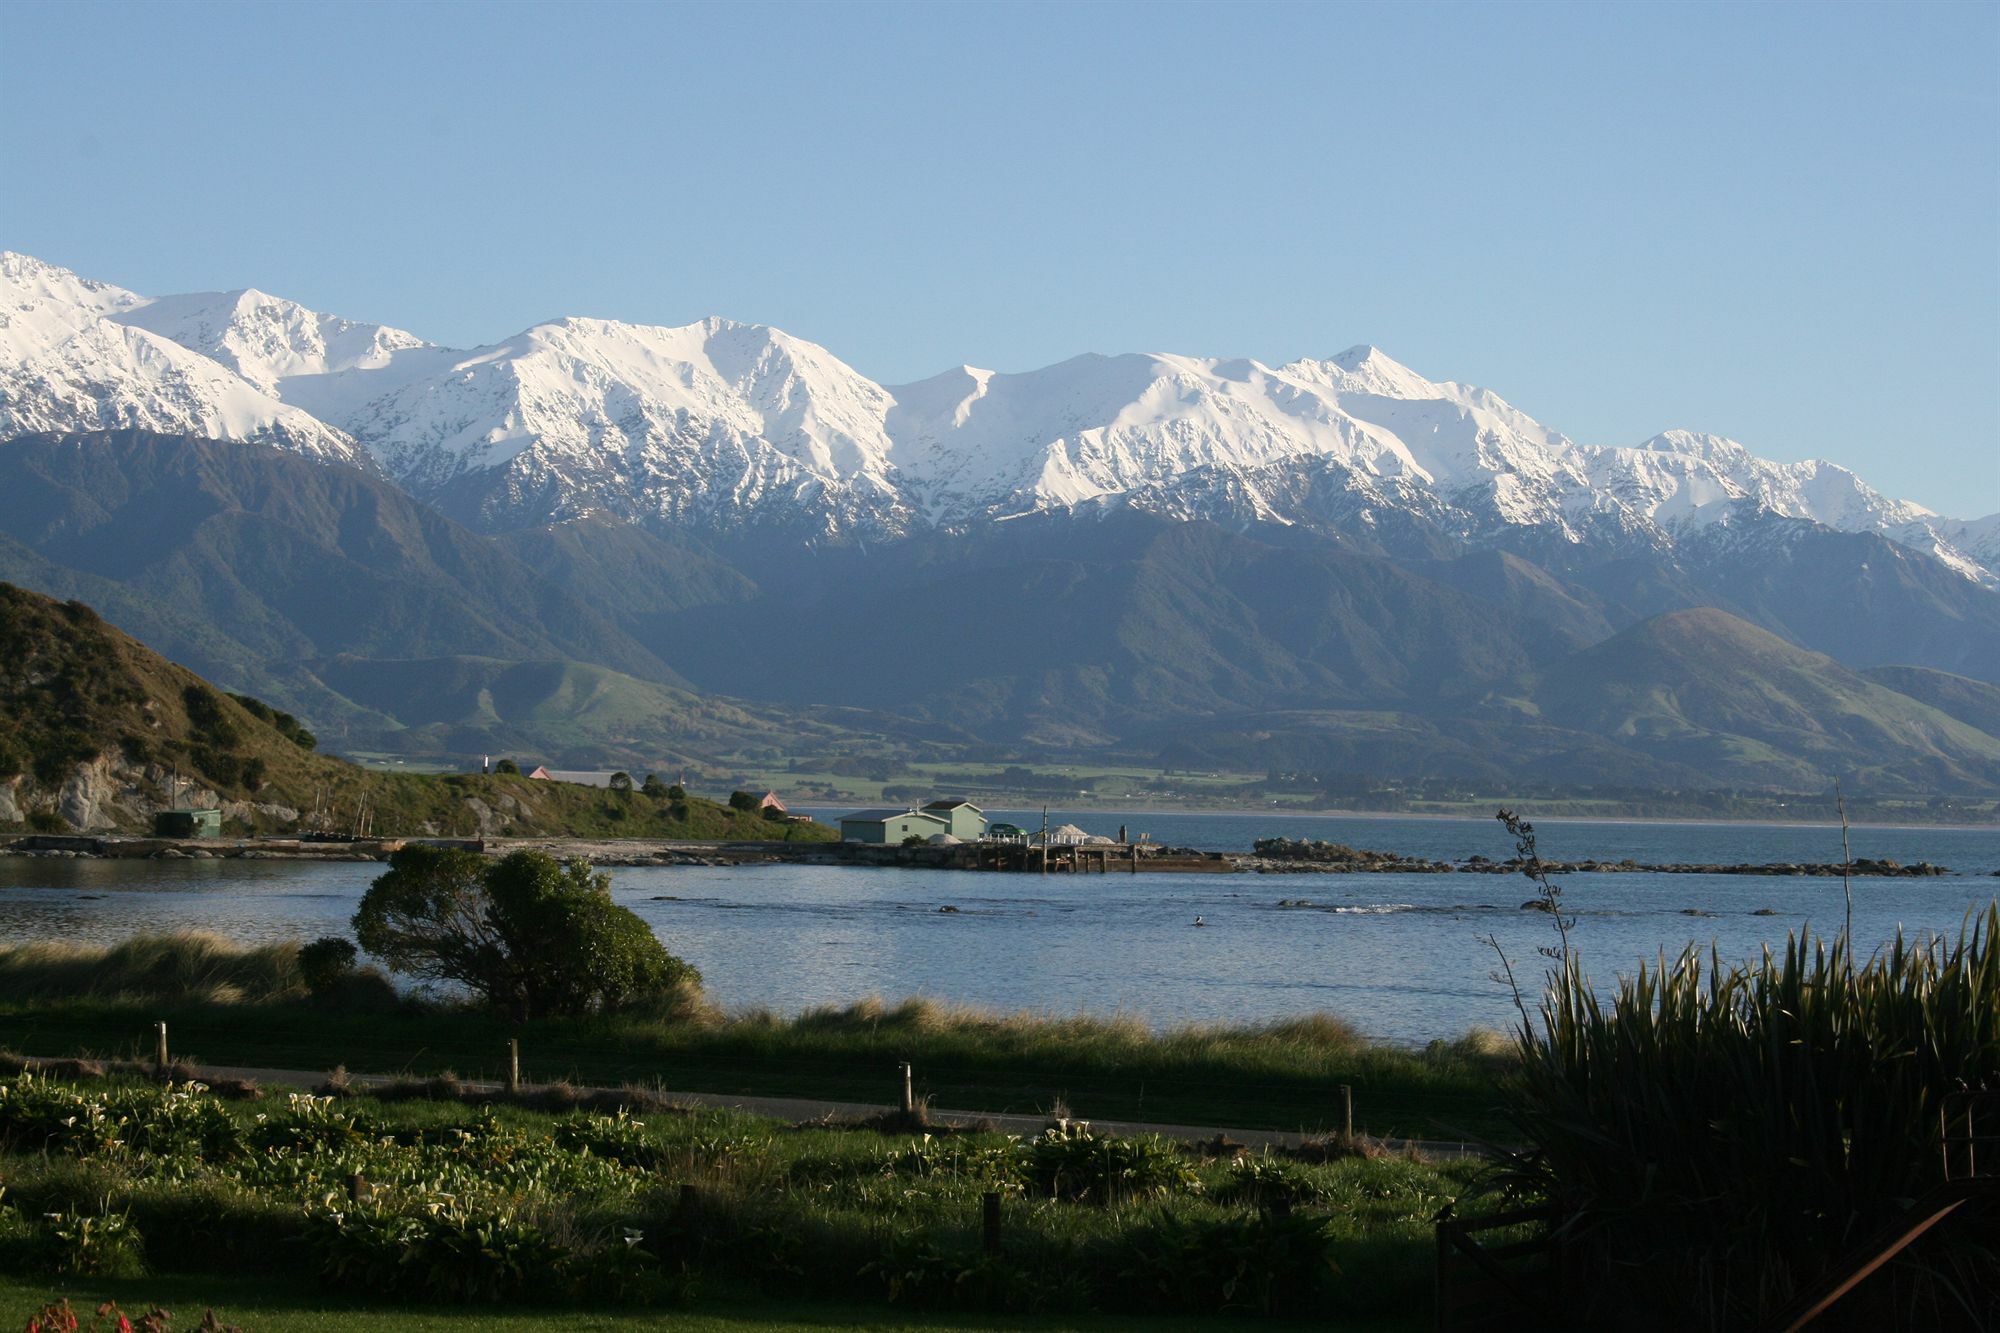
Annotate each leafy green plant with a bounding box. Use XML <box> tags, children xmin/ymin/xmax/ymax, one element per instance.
<box><xmin>310</xmin><ymin>1197</ymin><xmax>568</xmax><ymax>1303</ymax></box>
<box><xmin>551</xmin><ymin>1108</ymin><xmax>661</xmax><ymax>1169</ymax></box>
<box><xmin>39</xmin><ymin>1203</ymin><xmax>147</xmax><ymax>1278</ymax></box>
<box><xmin>1025</xmin><ymin>1125</ymin><xmax>1199</xmax><ymax>1203</ymax></box>
<box><xmin>1216</xmin><ymin>1153</ymin><xmax>1336</xmax><ymax>1208</ymax></box>
<box><xmin>246</xmin><ymin>1092</ymin><xmax>373</xmax><ymax>1153</ymax></box>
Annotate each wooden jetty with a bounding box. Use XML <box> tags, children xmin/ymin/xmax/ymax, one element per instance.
<box><xmin>823</xmin><ymin>840</ymin><xmax>1231</xmax><ymax>875</ymax></box>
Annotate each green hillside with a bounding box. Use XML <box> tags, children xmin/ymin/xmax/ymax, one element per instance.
<box><xmin>1860</xmin><ymin>664</ymin><xmax>2000</xmax><ymax>740</ymax></box>
<box><xmin>312</xmin><ymin>653</ymin><xmax>915</xmax><ymax>770</ymax></box>
<box><xmin>1505</xmin><ymin>607</ymin><xmax>2000</xmax><ymax>791</ymax></box>
<box><xmin>0</xmin><ymin>583</ymin><xmax>833</xmax><ymax>841</ymax></box>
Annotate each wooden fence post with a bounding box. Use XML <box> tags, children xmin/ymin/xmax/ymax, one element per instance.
<box><xmin>347</xmin><ymin>1170</ymin><xmax>366</xmax><ymax>1203</ymax></box>
<box><xmin>1340</xmin><ymin>1084</ymin><xmax>1354</xmax><ymax>1140</ymax></box>
<box><xmin>982</xmin><ymin>1190</ymin><xmax>1002</xmax><ymax>1254</ymax></box>
<box><xmin>899</xmin><ymin>1062</ymin><xmax>914</xmax><ymax>1114</ymax></box>
<box><xmin>506</xmin><ymin>1037</ymin><xmax>521</xmax><ymax>1092</ymax></box>
<box><xmin>154</xmin><ymin>1021</ymin><xmax>169</xmax><ymax>1069</ymax></box>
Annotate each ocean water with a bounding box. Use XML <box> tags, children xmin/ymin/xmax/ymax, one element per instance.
<box><xmin>1</xmin><ymin>812</ymin><xmax>1994</xmax><ymax>1046</ymax></box>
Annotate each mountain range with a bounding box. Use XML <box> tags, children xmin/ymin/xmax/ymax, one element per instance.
<box><xmin>2</xmin><ymin>249</ymin><xmax>1996</xmax><ymax>798</ymax></box>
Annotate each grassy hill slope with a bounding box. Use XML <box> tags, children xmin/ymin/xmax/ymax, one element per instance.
<box><xmin>1859</xmin><ymin>664</ymin><xmax>2000</xmax><ymax>740</ymax></box>
<box><xmin>312</xmin><ymin>653</ymin><xmax>920</xmax><ymax>771</ymax></box>
<box><xmin>1504</xmin><ymin>607</ymin><xmax>2000</xmax><ymax>791</ymax></box>
<box><xmin>0</xmin><ymin>583</ymin><xmax>832</xmax><ymax>840</ymax></box>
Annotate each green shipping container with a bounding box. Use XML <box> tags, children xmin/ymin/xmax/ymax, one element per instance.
<box><xmin>154</xmin><ymin>809</ymin><xmax>223</xmax><ymax>838</ymax></box>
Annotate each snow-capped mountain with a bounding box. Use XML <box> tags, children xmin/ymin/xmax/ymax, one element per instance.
<box><xmin>1</xmin><ymin>251</ymin><xmax>1991</xmax><ymax>582</ymax></box>
<box><xmin>0</xmin><ymin>253</ymin><xmax>371</xmax><ymax>470</ymax></box>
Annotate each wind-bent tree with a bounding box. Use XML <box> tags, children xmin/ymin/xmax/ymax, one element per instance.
<box><xmin>352</xmin><ymin>845</ymin><xmax>699</xmax><ymax>1019</ymax></box>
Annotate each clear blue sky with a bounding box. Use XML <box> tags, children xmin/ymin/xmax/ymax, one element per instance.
<box><xmin>4</xmin><ymin>0</ymin><xmax>1996</xmax><ymax>515</ymax></box>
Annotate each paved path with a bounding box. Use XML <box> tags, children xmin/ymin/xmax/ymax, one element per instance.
<box><xmin>22</xmin><ymin>1055</ymin><xmax>1491</xmax><ymax>1159</ymax></box>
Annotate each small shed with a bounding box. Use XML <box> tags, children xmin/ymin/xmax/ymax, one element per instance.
<box><xmin>839</xmin><ymin>808</ymin><xmax>952</xmax><ymax>844</ymax></box>
<box><xmin>758</xmin><ymin>791</ymin><xmax>789</xmax><ymax>813</ymax></box>
<box><xmin>154</xmin><ymin>808</ymin><xmax>222</xmax><ymax>839</ymax></box>
<box><xmin>921</xmin><ymin>799</ymin><xmax>987</xmax><ymax>841</ymax></box>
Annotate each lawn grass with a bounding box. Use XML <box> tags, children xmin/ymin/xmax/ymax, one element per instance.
<box><xmin>0</xmin><ymin>1274</ymin><xmax>1416</xmax><ymax>1331</ymax></box>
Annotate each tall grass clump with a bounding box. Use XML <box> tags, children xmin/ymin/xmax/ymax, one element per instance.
<box><xmin>0</xmin><ymin>933</ymin><xmax>305</xmax><ymax>1006</ymax></box>
<box><xmin>1504</xmin><ymin>903</ymin><xmax>2000</xmax><ymax>1330</ymax></box>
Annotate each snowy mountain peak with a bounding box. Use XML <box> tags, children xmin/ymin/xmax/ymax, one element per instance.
<box><xmin>0</xmin><ymin>251</ymin><xmax>141</xmax><ymax>309</ymax></box>
<box><xmin>0</xmin><ymin>252</ymin><xmax>147</xmax><ymax>359</ymax></box>
<box><xmin>0</xmin><ymin>254</ymin><xmax>372</xmax><ymax>471</ymax></box>
<box><xmin>112</xmin><ymin>287</ymin><xmax>431</xmax><ymax>395</ymax></box>
<box><xmin>1640</xmin><ymin>429</ymin><xmax>1753</xmax><ymax>467</ymax></box>
<box><xmin>0</xmin><ymin>251</ymin><xmax>1986</xmax><ymax>583</ymax></box>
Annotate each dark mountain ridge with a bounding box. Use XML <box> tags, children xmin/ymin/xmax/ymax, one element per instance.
<box><xmin>0</xmin><ymin>429</ymin><xmax>1995</xmax><ymax>796</ymax></box>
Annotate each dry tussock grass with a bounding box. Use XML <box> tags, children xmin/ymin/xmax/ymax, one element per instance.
<box><xmin>0</xmin><ymin>931</ymin><xmax>304</xmax><ymax>1004</ymax></box>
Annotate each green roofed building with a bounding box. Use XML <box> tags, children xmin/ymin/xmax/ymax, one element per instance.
<box><xmin>838</xmin><ymin>808</ymin><xmax>952</xmax><ymax>844</ymax></box>
<box><xmin>921</xmin><ymin>799</ymin><xmax>987</xmax><ymax>840</ymax></box>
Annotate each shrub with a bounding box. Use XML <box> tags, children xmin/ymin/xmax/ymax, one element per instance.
<box><xmin>728</xmin><ymin>791</ymin><xmax>758</xmax><ymax>812</ymax></box>
<box><xmin>297</xmin><ymin>937</ymin><xmax>359</xmax><ymax>995</ymax></box>
<box><xmin>641</xmin><ymin>774</ymin><xmax>666</xmax><ymax>798</ymax></box>
<box><xmin>180</xmin><ymin>685</ymin><xmax>239</xmax><ymax>749</ymax></box>
<box><xmin>665</xmin><ymin>784</ymin><xmax>686</xmax><ymax>801</ymax></box>
<box><xmin>353</xmin><ymin>847</ymin><xmax>700</xmax><ymax>1020</ymax></box>
<box><xmin>493</xmin><ymin>759</ymin><xmax>520</xmax><ymax>776</ymax></box>
<box><xmin>33</xmin><ymin>728</ymin><xmax>95</xmax><ymax>784</ymax></box>
<box><xmin>608</xmin><ymin>772</ymin><xmax>633</xmax><ymax>792</ymax></box>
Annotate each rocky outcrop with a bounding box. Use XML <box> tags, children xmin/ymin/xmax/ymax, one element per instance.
<box><xmin>58</xmin><ymin>756</ymin><xmax>129</xmax><ymax>831</ymax></box>
<box><xmin>222</xmin><ymin>800</ymin><xmax>301</xmax><ymax>824</ymax></box>
<box><xmin>4</xmin><ymin>754</ymin><xmax>226</xmax><ymax>833</ymax></box>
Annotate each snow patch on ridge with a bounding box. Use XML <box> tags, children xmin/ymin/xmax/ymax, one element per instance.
<box><xmin>0</xmin><ymin>250</ymin><xmax>1989</xmax><ymax>584</ymax></box>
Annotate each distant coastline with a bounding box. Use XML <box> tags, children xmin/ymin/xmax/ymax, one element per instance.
<box><xmin>803</xmin><ymin>804</ymin><xmax>2000</xmax><ymax>834</ymax></box>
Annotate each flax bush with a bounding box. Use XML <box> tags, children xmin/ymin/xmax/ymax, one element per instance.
<box><xmin>1504</xmin><ymin>904</ymin><xmax>2000</xmax><ymax>1330</ymax></box>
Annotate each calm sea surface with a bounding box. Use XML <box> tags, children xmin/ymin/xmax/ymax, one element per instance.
<box><xmin>2</xmin><ymin>811</ymin><xmax>1995</xmax><ymax>1046</ymax></box>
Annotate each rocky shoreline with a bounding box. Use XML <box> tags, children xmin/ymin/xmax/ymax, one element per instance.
<box><xmin>1237</xmin><ymin>837</ymin><xmax>1956</xmax><ymax>878</ymax></box>
<box><xmin>0</xmin><ymin>831</ymin><xmax>1982</xmax><ymax>878</ymax></box>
